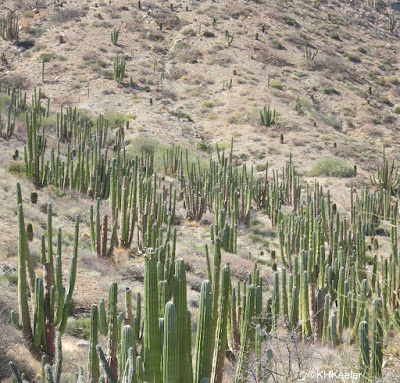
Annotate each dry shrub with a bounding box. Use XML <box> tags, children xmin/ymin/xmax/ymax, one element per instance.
<box><xmin>51</xmin><ymin>7</ymin><xmax>88</xmax><ymax>23</ymax></box>
<box><xmin>13</xmin><ymin>0</ymin><xmax>46</xmax><ymax>9</ymax></box>
<box><xmin>175</xmin><ymin>48</ymin><xmax>203</xmax><ymax>64</ymax></box>
<box><xmin>225</xmin><ymin>4</ymin><xmax>252</xmax><ymax>19</ymax></box>
<box><xmin>307</xmin><ymin>50</ymin><xmax>350</xmax><ymax>76</ymax></box>
<box><xmin>168</xmin><ymin>65</ymin><xmax>187</xmax><ymax>80</ymax></box>
<box><xmin>365</xmin><ymin>126</ymin><xmax>384</xmax><ymax>137</ymax></box>
<box><xmin>0</xmin><ymin>73</ymin><xmax>31</xmax><ymax>90</ymax></box>
<box><xmin>253</xmin><ymin>43</ymin><xmax>291</xmax><ymax>67</ymax></box>
<box><xmin>149</xmin><ymin>7</ymin><xmax>181</xmax><ymax>29</ymax></box>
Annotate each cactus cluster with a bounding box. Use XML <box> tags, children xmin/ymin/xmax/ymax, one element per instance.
<box><xmin>0</xmin><ymin>11</ymin><xmax>19</xmax><ymax>41</ymax></box>
<box><xmin>6</xmin><ymin>80</ymin><xmax>400</xmax><ymax>382</ymax></box>
<box><xmin>11</xmin><ymin>184</ymin><xmax>79</xmax><ymax>362</ymax></box>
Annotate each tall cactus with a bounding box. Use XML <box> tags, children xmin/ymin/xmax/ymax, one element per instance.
<box><xmin>163</xmin><ymin>302</ymin><xmax>179</xmax><ymax>383</ymax></box>
<box><xmin>106</xmin><ymin>282</ymin><xmax>119</xmax><ymax>383</ymax></box>
<box><xmin>12</xmin><ymin>184</ymin><xmax>79</xmax><ymax>361</ymax></box>
<box><xmin>119</xmin><ymin>325</ymin><xmax>134</xmax><ymax>383</ymax></box>
<box><xmin>358</xmin><ymin>321</ymin><xmax>370</xmax><ymax>381</ymax></box>
<box><xmin>194</xmin><ymin>280</ymin><xmax>213</xmax><ymax>383</ymax></box>
<box><xmin>234</xmin><ymin>285</ymin><xmax>255</xmax><ymax>383</ymax></box>
<box><xmin>88</xmin><ymin>304</ymin><xmax>100</xmax><ymax>383</ymax></box>
<box><xmin>143</xmin><ymin>251</ymin><xmax>161</xmax><ymax>383</ymax></box>
<box><xmin>210</xmin><ymin>265</ymin><xmax>231</xmax><ymax>383</ymax></box>
<box><xmin>173</xmin><ymin>258</ymin><xmax>190</xmax><ymax>383</ymax></box>
<box><xmin>372</xmin><ymin>298</ymin><xmax>383</xmax><ymax>378</ymax></box>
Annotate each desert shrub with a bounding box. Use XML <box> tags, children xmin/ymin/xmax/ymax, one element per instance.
<box><xmin>66</xmin><ymin>317</ymin><xmax>91</xmax><ymax>340</ymax></box>
<box><xmin>51</xmin><ymin>7</ymin><xmax>87</xmax><ymax>23</ymax></box>
<box><xmin>281</xmin><ymin>15</ymin><xmax>300</xmax><ymax>27</ymax></box>
<box><xmin>253</xmin><ymin>44</ymin><xmax>290</xmax><ymax>67</ymax></box>
<box><xmin>1</xmin><ymin>73</ymin><xmax>31</xmax><ymax>90</ymax></box>
<box><xmin>270</xmin><ymin>80</ymin><xmax>283</xmax><ymax>90</ymax></box>
<box><xmin>308</xmin><ymin>158</ymin><xmax>354</xmax><ymax>177</ymax></box>
<box><xmin>6</xmin><ymin>162</ymin><xmax>26</xmax><ymax>175</ymax></box>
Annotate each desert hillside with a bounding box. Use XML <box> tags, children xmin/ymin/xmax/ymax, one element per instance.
<box><xmin>0</xmin><ymin>0</ymin><xmax>400</xmax><ymax>382</ymax></box>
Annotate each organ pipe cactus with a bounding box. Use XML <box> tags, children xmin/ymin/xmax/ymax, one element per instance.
<box><xmin>12</xmin><ymin>184</ymin><xmax>79</xmax><ymax>361</ymax></box>
<box><xmin>114</xmin><ymin>56</ymin><xmax>126</xmax><ymax>83</ymax></box>
<box><xmin>210</xmin><ymin>265</ymin><xmax>231</xmax><ymax>383</ymax></box>
<box><xmin>106</xmin><ymin>282</ymin><xmax>119</xmax><ymax>382</ymax></box>
<box><xmin>372</xmin><ymin>298</ymin><xmax>383</xmax><ymax>378</ymax></box>
<box><xmin>88</xmin><ymin>304</ymin><xmax>100</xmax><ymax>383</ymax></box>
<box><xmin>143</xmin><ymin>251</ymin><xmax>161</xmax><ymax>383</ymax></box>
<box><xmin>90</xmin><ymin>199</ymin><xmax>117</xmax><ymax>257</ymax></box>
<box><xmin>234</xmin><ymin>285</ymin><xmax>255</xmax><ymax>383</ymax></box>
<box><xmin>0</xmin><ymin>11</ymin><xmax>19</xmax><ymax>41</ymax></box>
<box><xmin>194</xmin><ymin>280</ymin><xmax>213</xmax><ymax>383</ymax></box>
<box><xmin>260</xmin><ymin>104</ymin><xmax>276</xmax><ymax>127</ymax></box>
<box><xmin>173</xmin><ymin>258</ymin><xmax>190</xmax><ymax>383</ymax></box>
<box><xmin>358</xmin><ymin>321</ymin><xmax>370</xmax><ymax>381</ymax></box>
<box><xmin>119</xmin><ymin>325</ymin><xmax>134</xmax><ymax>382</ymax></box>
<box><xmin>163</xmin><ymin>302</ymin><xmax>179</xmax><ymax>383</ymax></box>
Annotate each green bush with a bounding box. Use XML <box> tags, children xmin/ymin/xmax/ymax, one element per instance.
<box><xmin>66</xmin><ymin>317</ymin><xmax>91</xmax><ymax>340</ymax></box>
<box><xmin>308</xmin><ymin>158</ymin><xmax>355</xmax><ymax>178</ymax></box>
<box><xmin>6</xmin><ymin>162</ymin><xmax>26</xmax><ymax>175</ymax></box>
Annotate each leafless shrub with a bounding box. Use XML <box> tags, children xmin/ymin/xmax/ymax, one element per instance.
<box><xmin>175</xmin><ymin>48</ymin><xmax>203</xmax><ymax>64</ymax></box>
<box><xmin>149</xmin><ymin>7</ymin><xmax>181</xmax><ymax>29</ymax></box>
<box><xmin>13</xmin><ymin>0</ymin><xmax>46</xmax><ymax>9</ymax></box>
<box><xmin>168</xmin><ymin>65</ymin><xmax>187</xmax><ymax>80</ymax></box>
<box><xmin>161</xmin><ymin>89</ymin><xmax>178</xmax><ymax>101</ymax></box>
<box><xmin>80</xmin><ymin>250</ymin><xmax>117</xmax><ymax>275</ymax></box>
<box><xmin>365</xmin><ymin>126</ymin><xmax>384</xmax><ymax>138</ymax></box>
<box><xmin>82</xmin><ymin>50</ymin><xmax>99</xmax><ymax>62</ymax></box>
<box><xmin>307</xmin><ymin>51</ymin><xmax>350</xmax><ymax>76</ymax></box>
<box><xmin>51</xmin><ymin>7</ymin><xmax>88</xmax><ymax>23</ymax></box>
<box><xmin>253</xmin><ymin>45</ymin><xmax>291</xmax><ymax>67</ymax></box>
<box><xmin>224</xmin><ymin>4</ymin><xmax>252</xmax><ymax>19</ymax></box>
<box><xmin>0</xmin><ymin>73</ymin><xmax>31</xmax><ymax>90</ymax></box>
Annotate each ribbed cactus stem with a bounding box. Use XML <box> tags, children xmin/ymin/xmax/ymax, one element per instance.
<box><xmin>289</xmin><ymin>286</ymin><xmax>298</xmax><ymax>330</ymax></box>
<box><xmin>143</xmin><ymin>251</ymin><xmax>161</xmax><ymax>383</ymax></box>
<box><xmin>372</xmin><ymin>298</ymin><xmax>383</xmax><ymax>377</ymax></box>
<box><xmin>163</xmin><ymin>302</ymin><xmax>179</xmax><ymax>383</ymax></box>
<box><xmin>173</xmin><ymin>258</ymin><xmax>189</xmax><ymax>383</ymax></box>
<box><xmin>234</xmin><ymin>285</ymin><xmax>255</xmax><ymax>383</ymax></box>
<box><xmin>88</xmin><ymin>304</ymin><xmax>100</xmax><ymax>383</ymax></box>
<box><xmin>322</xmin><ymin>294</ymin><xmax>330</xmax><ymax>345</ymax></box>
<box><xmin>210</xmin><ymin>265</ymin><xmax>231</xmax><ymax>383</ymax></box>
<box><xmin>106</xmin><ymin>282</ymin><xmax>118</xmax><ymax>382</ymax></box>
<box><xmin>119</xmin><ymin>325</ymin><xmax>134</xmax><ymax>382</ymax></box>
<box><xmin>194</xmin><ymin>280</ymin><xmax>213</xmax><ymax>383</ymax></box>
<box><xmin>358</xmin><ymin>321</ymin><xmax>370</xmax><ymax>381</ymax></box>
<box><xmin>272</xmin><ymin>271</ymin><xmax>279</xmax><ymax>331</ymax></box>
<box><xmin>281</xmin><ymin>268</ymin><xmax>288</xmax><ymax>318</ymax></box>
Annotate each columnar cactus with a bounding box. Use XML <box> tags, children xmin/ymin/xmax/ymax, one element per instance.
<box><xmin>12</xmin><ymin>184</ymin><xmax>79</xmax><ymax>361</ymax></box>
<box><xmin>234</xmin><ymin>285</ymin><xmax>255</xmax><ymax>383</ymax></box>
<box><xmin>372</xmin><ymin>298</ymin><xmax>383</xmax><ymax>377</ymax></box>
<box><xmin>173</xmin><ymin>258</ymin><xmax>190</xmax><ymax>383</ymax></box>
<box><xmin>358</xmin><ymin>321</ymin><xmax>370</xmax><ymax>381</ymax></box>
<box><xmin>88</xmin><ymin>304</ymin><xmax>100</xmax><ymax>383</ymax></box>
<box><xmin>143</xmin><ymin>251</ymin><xmax>161</xmax><ymax>383</ymax></box>
<box><xmin>163</xmin><ymin>302</ymin><xmax>179</xmax><ymax>383</ymax></box>
<box><xmin>194</xmin><ymin>280</ymin><xmax>213</xmax><ymax>383</ymax></box>
<box><xmin>119</xmin><ymin>325</ymin><xmax>134</xmax><ymax>382</ymax></box>
<box><xmin>210</xmin><ymin>265</ymin><xmax>231</xmax><ymax>383</ymax></box>
<box><xmin>106</xmin><ymin>282</ymin><xmax>119</xmax><ymax>382</ymax></box>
